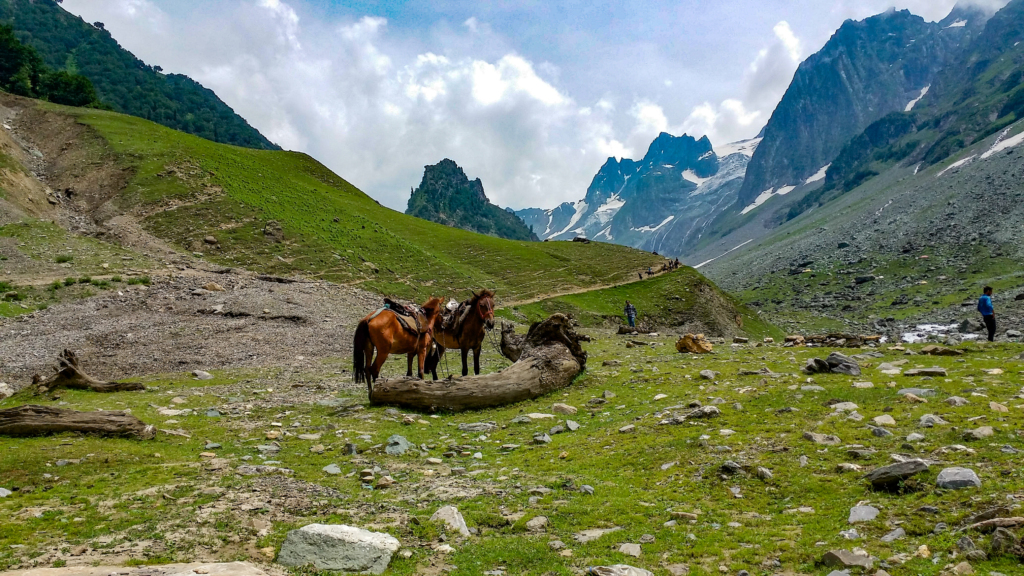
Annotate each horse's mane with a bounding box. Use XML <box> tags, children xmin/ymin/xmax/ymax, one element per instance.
<box><xmin>470</xmin><ymin>289</ymin><xmax>495</xmax><ymax>305</ymax></box>
<box><xmin>421</xmin><ymin>297</ymin><xmax>443</xmax><ymax>318</ymax></box>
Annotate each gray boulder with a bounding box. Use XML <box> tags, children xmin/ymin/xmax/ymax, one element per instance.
<box><xmin>804</xmin><ymin>431</ymin><xmax>842</xmax><ymax>445</ymax></box>
<box><xmin>848</xmin><ymin>505</ymin><xmax>879</xmax><ymax>523</ymax></box>
<box><xmin>936</xmin><ymin>467</ymin><xmax>981</xmax><ymax>489</ymax></box>
<box><xmin>821</xmin><ymin>549</ymin><xmax>873</xmax><ymax>570</ymax></box>
<box><xmin>826</xmin><ymin>352</ymin><xmax>861</xmax><ymax>376</ymax></box>
<box><xmin>277</xmin><ymin>524</ymin><xmax>400</xmax><ymax>574</ymax></box>
<box><xmin>385</xmin><ymin>435</ymin><xmax>413</xmax><ymax>455</ymax></box>
<box><xmin>990</xmin><ymin>527</ymin><xmax>1020</xmax><ymax>555</ymax></box>
<box><xmin>864</xmin><ymin>459</ymin><xmax>929</xmax><ymax>488</ymax></box>
<box><xmin>430</xmin><ymin>505</ymin><xmax>470</xmax><ymax>536</ymax></box>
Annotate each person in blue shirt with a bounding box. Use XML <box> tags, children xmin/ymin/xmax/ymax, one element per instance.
<box><xmin>978</xmin><ymin>286</ymin><xmax>995</xmax><ymax>342</ymax></box>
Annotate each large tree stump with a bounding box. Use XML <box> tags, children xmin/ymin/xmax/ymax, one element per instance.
<box><xmin>32</xmin><ymin>350</ymin><xmax>145</xmax><ymax>395</ymax></box>
<box><xmin>0</xmin><ymin>405</ymin><xmax>155</xmax><ymax>439</ymax></box>
<box><xmin>371</xmin><ymin>314</ymin><xmax>587</xmax><ymax>412</ymax></box>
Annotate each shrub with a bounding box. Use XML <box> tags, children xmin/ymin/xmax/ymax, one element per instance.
<box><xmin>111</xmin><ymin>275</ymin><xmax>122</xmax><ymax>282</ymax></box>
<box><xmin>55</xmin><ymin>255</ymin><xmax>73</xmax><ymax>263</ymax></box>
<box><xmin>127</xmin><ymin>276</ymin><xmax>152</xmax><ymax>286</ymax></box>
<box><xmin>63</xmin><ymin>277</ymin><xmax>77</xmax><ymax>286</ymax></box>
<box><xmin>78</xmin><ymin>276</ymin><xmax>91</xmax><ymax>284</ymax></box>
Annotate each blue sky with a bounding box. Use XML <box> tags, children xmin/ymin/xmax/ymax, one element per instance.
<box><xmin>61</xmin><ymin>0</ymin><xmax>1007</xmax><ymax>211</ymax></box>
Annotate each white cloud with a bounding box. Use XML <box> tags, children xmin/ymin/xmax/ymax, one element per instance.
<box><xmin>832</xmin><ymin>0</ymin><xmax>1010</xmax><ymax>22</ymax></box>
<box><xmin>680</xmin><ymin>20</ymin><xmax>802</xmax><ymax>146</ymax></box>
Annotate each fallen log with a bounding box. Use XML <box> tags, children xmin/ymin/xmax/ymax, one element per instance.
<box><xmin>960</xmin><ymin>517</ymin><xmax>1024</xmax><ymax>533</ymax></box>
<box><xmin>372</xmin><ymin>314</ymin><xmax>587</xmax><ymax>412</ymax></box>
<box><xmin>32</xmin><ymin>349</ymin><xmax>144</xmax><ymax>395</ymax></box>
<box><xmin>0</xmin><ymin>404</ymin><xmax>155</xmax><ymax>439</ymax></box>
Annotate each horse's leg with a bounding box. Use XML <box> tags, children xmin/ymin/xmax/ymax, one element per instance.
<box><xmin>416</xmin><ymin>345</ymin><xmax>426</xmax><ymax>380</ymax></box>
<box><xmin>461</xmin><ymin>347</ymin><xmax>470</xmax><ymax>377</ymax></box>
<box><xmin>473</xmin><ymin>345</ymin><xmax>482</xmax><ymax>375</ymax></box>
<box><xmin>372</xmin><ymin>340</ymin><xmax>390</xmax><ymax>382</ymax></box>
<box><xmin>406</xmin><ymin>353</ymin><xmax>414</xmax><ymax>378</ymax></box>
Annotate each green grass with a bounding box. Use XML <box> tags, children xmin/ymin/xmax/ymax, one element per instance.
<box><xmin>507</xmin><ymin>268</ymin><xmax>781</xmax><ymax>339</ymax></box>
<box><xmin>23</xmin><ymin>102</ymin><xmax>669</xmax><ymax>304</ymax></box>
<box><xmin>2</xmin><ymin>338</ymin><xmax>1022</xmax><ymax>574</ymax></box>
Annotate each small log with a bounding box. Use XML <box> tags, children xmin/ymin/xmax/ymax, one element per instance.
<box><xmin>33</xmin><ymin>350</ymin><xmax>144</xmax><ymax>395</ymax></box>
<box><xmin>960</xmin><ymin>517</ymin><xmax>1024</xmax><ymax>533</ymax></box>
<box><xmin>0</xmin><ymin>404</ymin><xmax>155</xmax><ymax>439</ymax></box>
<box><xmin>373</xmin><ymin>314</ymin><xmax>587</xmax><ymax>412</ymax></box>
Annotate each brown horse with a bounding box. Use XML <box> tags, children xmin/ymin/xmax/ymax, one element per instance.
<box><xmin>426</xmin><ymin>290</ymin><xmax>496</xmax><ymax>379</ymax></box>
<box><xmin>353</xmin><ymin>297</ymin><xmax>443</xmax><ymax>394</ymax></box>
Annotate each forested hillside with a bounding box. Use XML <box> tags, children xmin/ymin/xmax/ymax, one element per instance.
<box><xmin>0</xmin><ymin>0</ymin><xmax>278</xmax><ymax>150</ymax></box>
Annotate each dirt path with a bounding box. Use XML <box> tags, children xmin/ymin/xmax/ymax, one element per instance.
<box><xmin>500</xmin><ymin>268</ymin><xmax>670</xmax><ymax>308</ymax></box>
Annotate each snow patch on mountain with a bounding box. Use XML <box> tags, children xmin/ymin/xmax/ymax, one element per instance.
<box><xmin>552</xmin><ymin>200</ymin><xmax>589</xmax><ymax>236</ymax></box>
<box><xmin>905</xmin><ymin>85</ymin><xmax>930</xmax><ymax>111</ymax></box>
<box><xmin>805</xmin><ymin>164</ymin><xmax>831</xmax><ymax>184</ymax></box>
<box><xmin>714</xmin><ymin>138</ymin><xmax>761</xmax><ymax>158</ymax></box>
<box><xmin>981</xmin><ymin>128</ymin><xmax>1024</xmax><ymax>159</ymax></box>
<box><xmin>633</xmin><ymin>216</ymin><xmax>675</xmax><ymax>233</ymax></box>
<box><xmin>944</xmin><ymin>19</ymin><xmax>967</xmax><ymax>28</ymax></box>
<box><xmin>683</xmin><ymin>170</ymin><xmax>711</xmax><ymax>186</ymax></box>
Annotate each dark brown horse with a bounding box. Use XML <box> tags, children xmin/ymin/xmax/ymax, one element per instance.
<box><xmin>353</xmin><ymin>297</ymin><xmax>443</xmax><ymax>394</ymax></box>
<box><xmin>426</xmin><ymin>290</ymin><xmax>496</xmax><ymax>378</ymax></box>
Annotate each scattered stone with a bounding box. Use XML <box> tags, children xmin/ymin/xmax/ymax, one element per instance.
<box><xmin>534</xmin><ymin>433</ymin><xmax>552</xmax><ymax>444</ymax></box>
<box><xmin>921</xmin><ymin>345</ymin><xmax>962</xmax><ymax>356</ymax></box>
<box><xmin>946</xmin><ymin>396</ymin><xmax>969</xmax><ymax>407</ymax></box>
<box><xmin>872</xmin><ymin>415</ymin><xmax>896</xmax><ymax>427</ymax></box>
<box><xmin>881</xmin><ymin>528</ymin><xmax>905</xmax><ymax>543</ymax></box>
<box><xmin>906</xmin><ymin>433</ymin><xmax>925</xmax><ymax>442</ymax></box>
<box><xmin>192</xmin><ymin>370</ymin><xmax>214</xmax><ymax>380</ymax></box>
<box><xmin>821</xmin><ymin>549</ymin><xmax>873</xmax><ymax>570</ymax></box>
<box><xmin>990</xmin><ymin>402</ymin><xmax>1009</xmax><ymax>413</ymax></box>
<box><xmin>618</xmin><ymin>543</ymin><xmax>642</xmax><ymax>557</ymax></box>
<box><xmin>385</xmin><ymin>435</ymin><xmax>413</xmax><ymax>455</ymax></box>
<box><xmin>837</xmin><ymin>463</ymin><xmax>863</xmax><ymax>473</ymax></box>
<box><xmin>458</xmin><ymin>422</ymin><xmax>497</xmax><ymax>432</ymax></box>
<box><xmin>919</xmin><ymin>414</ymin><xmax>948</xmax><ymax>427</ymax></box>
<box><xmin>510</xmin><ymin>415</ymin><xmax>532</xmax><ymax>424</ymax></box>
<box><xmin>676</xmin><ymin>333</ymin><xmax>713</xmax><ymax>354</ymax></box>
<box><xmin>905</xmin><ymin>368</ymin><xmax>947</xmax><ymax>377</ymax></box>
<box><xmin>756</xmin><ymin>467</ymin><xmax>773</xmax><ymax>480</ymax></box>
<box><xmin>619</xmin><ymin>425</ymin><xmax>635</xmax><ymax>434</ymax></box>
<box><xmin>587</xmin><ymin>565</ymin><xmax>654</xmax><ymax>576</ymax></box>
<box><xmin>203</xmin><ymin>282</ymin><xmax>226</xmax><ymax>292</ymax></box>
<box><xmin>964</xmin><ymin>426</ymin><xmax>994</xmax><ymax>440</ymax></box>
<box><xmin>849</xmin><ymin>505</ymin><xmax>879</xmax><ymax>523</ymax></box>
<box><xmin>936</xmin><ymin>467</ymin><xmax>981</xmax><ymax>489</ymax></box>
<box><xmin>553</xmin><ymin>403</ymin><xmax>577</xmax><ymax>415</ymax></box>
<box><xmin>864</xmin><ymin>459</ymin><xmax>929</xmax><ymax>488</ymax></box>
<box><xmin>566</xmin><ymin>420</ymin><xmax>580</xmax><ymax>431</ymax></box>
<box><xmin>990</xmin><ymin>527</ymin><xmax>1019</xmax><ymax>555</ymax></box>
<box><xmin>831</xmin><ymin>402</ymin><xmax>859</xmax><ymax>412</ymax></box>
<box><xmin>277</xmin><ymin>524</ymin><xmax>400</xmax><ymax>574</ymax></box>
<box><xmin>323</xmin><ymin>464</ymin><xmax>341</xmax><ymax>475</ymax></box>
<box><xmin>869</xmin><ymin>426</ymin><xmax>892</xmax><ymax>438</ymax></box>
<box><xmin>525</xmin><ymin>516</ymin><xmax>548</xmax><ymax>531</ymax></box>
<box><xmin>898</xmin><ymin>388</ymin><xmax>936</xmax><ymax>397</ymax></box>
<box><xmin>430</xmin><ymin>506</ymin><xmax>470</xmax><ymax>536</ymax></box>
<box><xmin>804</xmin><ymin>431</ymin><xmax>842</xmax><ymax>445</ymax></box>
<box><xmin>826</xmin><ymin>352</ymin><xmax>862</xmax><ymax>376</ymax></box>
<box><xmin>236</xmin><ymin>465</ymin><xmax>292</xmax><ymax>476</ymax></box>
<box><xmin>574</xmin><ymin>527</ymin><xmax>622</xmax><ymax>543</ymax></box>
<box><xmin>0</xmin><ymin>488</ymin><xmax>11</xmax><ymax>498</ymax></box>
<box><xmin>699</xmin><ymin>369</ymin><xmax>718</xmax><ymax>380</ymax></box>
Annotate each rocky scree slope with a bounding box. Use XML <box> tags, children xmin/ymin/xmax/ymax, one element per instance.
<box><xmin>405</xmin><ymin>159</ymin><xmax>537</xmax><ymax>242</ymax></box>
<box><xmin>518</xmin><ymin>134</ymin><xmax>760</xmax><ymax>258</ymax></box>
<box><xmin>0</xmin><ymin>0</ymin><xmax>278</xmax><ymax>150</ymax></box>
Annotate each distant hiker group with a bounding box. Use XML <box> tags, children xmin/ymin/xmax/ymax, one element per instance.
<box><xmin>353</xmin><ymin>290</ymin><xmax>496</xmax><ymax>390</ymax></box>
<box><xmin>637</xmin><ymin>259</ymin><xmax>682</xmax><ymax>280</ymax></box>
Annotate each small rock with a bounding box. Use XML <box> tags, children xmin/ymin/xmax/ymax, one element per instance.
<box><xmin>618</xmin><ymin>543</ymin><xmax>642</xmax><ymax>557</ymax></box>
<box><xmin>880</xmin><ymin>528</ymin><xmax>905</xmax><ymax>543</ymax></box>
<box><xmin>849</xmin><ymin>505</ymin><xmax>879</xmax><ymax>523</ymax></box>
<box><xmin>804</xmin><ymin>431</ymin><xmax>842</xmax><ymax>445</ymax></box>
<box><xmin>964</xmin><ymin>426</ymin><xmax>994</xmax><ymax>440</ymax></box>
<box><xmin>919</xmin><ymin>414</ymin><xmax>948</xmax><ymax>427</ymax></box>
<box><xmin>699</xmin><ymin>369</ymin><xmax>718</xmax><ymax>380</ymax></box>
<box><xmin>936</xmin><ymin>467</ymin><xmax>981</xmax><ymax>489</ymax></box>
<box><xmin>552</xmin><ymin>403</ymin><xmax>577</xmax><ymax>415</ymax></box>
<box><xmin>385</xmin><ymin>435</ymin><xmax>413</xmax><ymax>455</ymax></box>
<box><xmin>946</xmin><ymin>396</ymin><xmax>969</xmax><ymax>407</ymax></box>
<box><xmin>526</xmin><ymin>516</ymin><xmax>548</xmax><ymax>531</ymax></box>
<box><xmin>990</xmin><ymin>527</ymin><xmax>1019</xmax><ymax>555</ymax></box>
<box><xmin>619</xmin><ymin>425</ymin><xmax>635</xmax><ymax>434</ymax></box>
<box><xmin>864</xmin><ymin>459</ymin><xmax>929</xmax><ymax>488</ymax></box>
<box><xmin>821</xmin><ymin>549</ymin><xmax>873</xmax><ymax>569</ymax></box>
<box><xmin>906</xmin><ymin>432</ymin><xmax>925</xmax><ymax>442</ymax></box>
<box><xmin>323</xmin><ymin>464</ymin><xmax>341</xmax><ymax>475</ymax></box>
<box><xmin>192</xmin><ymin>370</ymin><xmax>214</xmax><ymax>380</ymax></box>
<box><xmin>430</xmin><ymin>506</ymin><xmax>470</xmax><ymax>536</ymax></box>
<box><xmin>990</xmin><ymin>402</ymin><xmax>1009</xmax><ymax>413</ymax></box>
<box><xmin>872</xmin><ymin>415</ymin><xmax>896</xmax><ymax>427</ymax></box>
<box><xmin>904</xmin><ymin>367</ymin><xmax>947</xmax><ymax>377</ymax></box>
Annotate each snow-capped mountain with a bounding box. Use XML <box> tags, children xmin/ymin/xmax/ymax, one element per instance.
<box><xmin>517</xmin><ymin>133</ymin><xmax>760</xmax><ymax>257</ymax></box>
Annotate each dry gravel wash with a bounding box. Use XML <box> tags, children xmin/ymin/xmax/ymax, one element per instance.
<box><xmin>0</xmin><ymin>270</ymin><xmax>384</xmax><ymax>391</ymax></box>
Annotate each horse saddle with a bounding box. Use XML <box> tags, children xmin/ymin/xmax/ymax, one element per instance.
<box><xmin>380</xmin><ymin>299</ymin><xmax>428</xmax><ymax>336</ymax></box>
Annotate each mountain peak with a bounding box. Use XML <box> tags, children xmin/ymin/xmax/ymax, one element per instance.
<box><xmin>406</xmin><ymin>159</ymin><xmax>537</xmax><ymax>241</ymax></box>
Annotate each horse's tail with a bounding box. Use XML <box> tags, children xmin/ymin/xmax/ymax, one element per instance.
<box><xmin>353</xmin><ymin>319</ymin><xmax>370</xmax><ymax>384</ymax></box>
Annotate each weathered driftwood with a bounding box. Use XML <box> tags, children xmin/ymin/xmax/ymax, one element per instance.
<box><xmin>960</xmin><ymin>517</ymin><xmax>1024</xmax><ymax>533</ymax></box>
<box><xmin>32</xmin><ymin>350</ymin><xmax>144</xmax><ymax>395</ymax></box>
<box><xmin>371</xmin><ymin>314</ymin><xmax>587</xmax><ymax>412</ymax></box>
<box><xmin>0</xmin><ymin>404</ymin><xmax>155</xmax><ymax>439</ymax></box>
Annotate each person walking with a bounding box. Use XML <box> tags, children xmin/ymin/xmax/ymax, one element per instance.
<box><xmin>978</xmin><ymin>286</ymin><xmax>996</xmax><ymax>342</ymax></box>
<box><xmin>624</xmin><ymin>300</ymin><xmax>637</xmax><ymax>329</ymax></box>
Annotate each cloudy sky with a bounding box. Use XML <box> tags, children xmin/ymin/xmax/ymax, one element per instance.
<box><xmin>62</xmin><ymin>0</ymin><xmax>1008</xmax><ymax>211</ymax></box>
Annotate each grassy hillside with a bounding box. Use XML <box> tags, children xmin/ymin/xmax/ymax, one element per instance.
<box><xmin>31</xmin><ymin>101</ymin><xmax>667</xmax><ymax>304</ymax></box>
<box><xmin>0</xmin><ymin>0</ymin><xmax>277</xmax><ymax>150</ymax></box>
<box><xmin>504</xmin><ymin>268</ymin><xmax>781</xmax><ymax>340</ymax></box>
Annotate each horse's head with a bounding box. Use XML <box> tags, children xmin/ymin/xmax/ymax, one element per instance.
<box><xmin>473</xmin><ymin>289</ymin><xmax>496</xmax><ymax>330</ymax></box>
<box><xmin>421</xmin><ymin>296</ymin><xmax>444</xmax><ymax>321</ymax></box>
